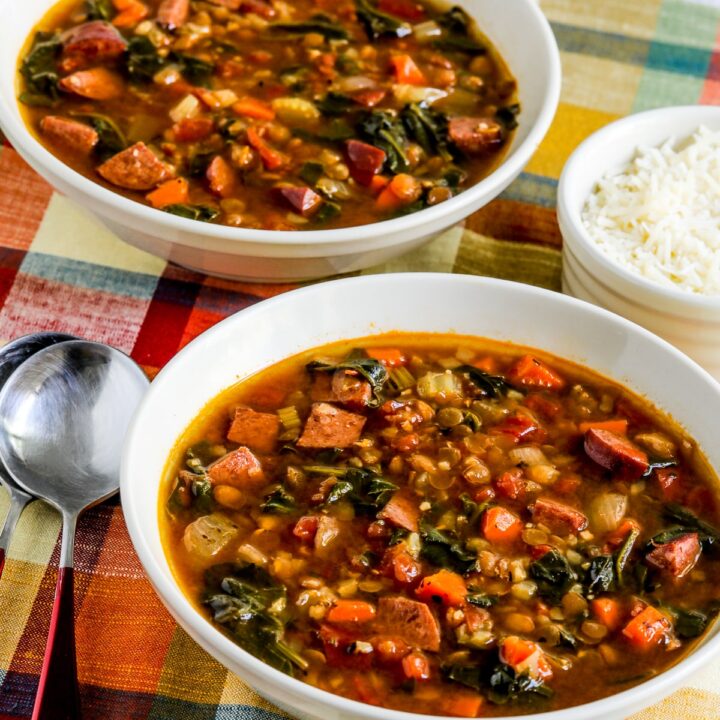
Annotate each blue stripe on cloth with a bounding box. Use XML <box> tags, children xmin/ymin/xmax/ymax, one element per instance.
<box><xmin>18</xmin><ymin>252</ymin><xmax>159</xmax><ymax>301</ymax></box>
<box><xmin>216</xmin><ymin>704</ymin><xmax>289</xmax><ymax>720</ymax></box>
<box><xmin>500</xmin><ymin>173</ymin><xmax>558</xmax><ymax>208</ymax></box>
<box><xmin>551</xmin><ymin>22</ymin><xmax>711</xmax><ymax>77</ymax></box>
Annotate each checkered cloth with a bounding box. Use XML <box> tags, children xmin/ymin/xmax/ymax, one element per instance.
<box><xmin>1</xmin><ymin>0</ymin><xmax>719</xmax><ymax>718</ymax></box>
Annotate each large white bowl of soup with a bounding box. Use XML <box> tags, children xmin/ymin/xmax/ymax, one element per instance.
<box><xmin>0</xmin><ymin>0</ymin><xmax>560</xmax><ymax>281</ymax></box>
<box><xmin>121</xmin><ymin>273</ymin><xmax>720</xmax><ymax>720</ymax></box>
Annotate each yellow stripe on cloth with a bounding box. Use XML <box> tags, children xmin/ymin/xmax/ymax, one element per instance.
<box><xmin>540</xmin><ymin>0</ymin><xmax>662</xmax><ymax>39</ymax></box>
<box><xmin>631</xmin><ymin>687</ymin><xmax>720</xmax><ymax>719</ymax></box>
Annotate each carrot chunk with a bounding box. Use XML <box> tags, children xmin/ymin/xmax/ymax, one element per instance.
<box><xmin>366</xmin><ymin>347</ymin><xmax>407</xmax><ymax>367</ymax></box>
<box><xmin>326</xmin><ymin>599</ymin><xmax>377</xmax><ymax>624</ymax></box>
<box><xmin>507</xmin><ymin>354</ymin><xmax>566</xmax><ymax>391</ymax></box>
<box><xmin>481</xmin><ymin>506</ymin><xmax>523</xmax><ymax>544</ymax></box>
<box><xmin>376</xmin><ymin>185</ymin><xmax>404</xmax><ymax>211</ymax></box>
<box><xmin>146</xmin><ymin>177</ymin><xmax>189</xmax><ymax>208</ymax></box>
<box><xmin>247</xmin><ymin>127</ymin><xmax>286</xmax><ymax>170</ymax></box>
<box><xmin>578</xmin><ymin>419</ymin><xmax>628</xmax><ymax>435</ymax></box>
<box><xmin>415</xmin><ymin>570</ymin><xmax>467</xmax><ymax>606</ymax></box>
<box><xmin>622</xmin><ymin>605</ymin><xmax>671</xmax><ymax>649</ymax></box>
<box><xmin>401</xmin><ymin>650</ymin><xmax>431</xmax><ymax>681</ymax></box>
<box><xmin>390</xmin><ymin>54</ymin><xmax>426</xmax><ymax>85</ymax></box>
<box><xmin>500</xmin><ymin>636</ymin><xmax>553</xmax><ymax>680</ymax></box>
<box><xmin>232</xmin><ymin>97</ymin><xmax>276</xmax><ymax>120</ymax></box>
<box><xmin>591</xmin><ymin>597</ymin><xmax>623</xmax><ymax>631</ymax></box>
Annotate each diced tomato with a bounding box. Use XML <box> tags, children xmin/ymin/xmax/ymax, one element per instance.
<box><xmin>481</xmin><ymin>506</ymin><xmax>523</xmax><ymax>544</ymax></box>
<box><xmin>346</xmin><ymin>139</ymin><xmax>386</xmax><ymax>185</ymax></box>
<box><xmin>490</xmin><ymin>413</ymin><xmax>546</xmax><ymax>444</ymax></box>
<box><xmin>327</xmin><ymin>599</ymin><xmax>377</xmax><ymax>624</ymax></box>
<box><xmin>494</xmin><ymin>468</ymin><xmax>526</xmax><ymax>501</ymax></box>
<box><xmin>382</xmin><ymin>545</ymin><xmax>422</xmax><ymax>585</ymax></box>
<box><xmin>529</xmin><ymin>543</ymin><xmax>553</xmax><ymax>559</ymax></box>
<box><xmin>390</xmin><ymin>54</ymin><xmax>426</xmax><ymax>85</ymax></box>
<box><xmin>500</xmin><ymin>636</ymin><xmax>553</xmax><ymax>680</ymax></box>
<box><xmin>507</xmin><ymin>355</ymin><xmax>566</xmax><ymax>391</ymax></box>
<box><xmin>416</xmin><ymin>570</ymin><xmax>467</xmax><ymax>606</ymax></box>
<box><xmin>320</xmin><ymin>625</ymin><xmax>372</xmax><ymax>669</ymax></box>
<box><xmin>402</xmin><ymin>651</ymin><xmax>431</xmax><ymax>681</ymax></box>
<box><xmin>378</xmin><ymin>0</ymin><xmax>426</xmax><ymax>20</ymax></box>
<box><xmin>605</xmin><ymin>518</ymin><xmax>641</xmax><ymax>550</ymax></box>
<box><xmin>247</xmin><ymin>127</ymin><xmax>286</xmax><ymax>170</ymax></box>
<box><xmin>622</xmin><ymin>606</ymin><xmax>671</xmax><ymax>650</ymax></box>
<box><xmin>553</xmin><ymin>472</ymin><xmax>582</xmax><ymax>496</ymax></box>
<box><xmin>524</xmin><ymin>392</ymin><xmax>563</xmax><ymax>420</ymax></box>
<box><xmin>472</xmin><ymin>486</ymin><xmax>496</xmax><ymax>504</ymax></box>
<box><xmin>353</xmin><ymin>88</ymin><xmax>387</xmax><ymax>107</ymax></box>
<box><xmin>172</xmin><ymin>116</ymin><xmax>214</xmax><ymax>142</ymax></box>
<box><xmin>655</xmin><ymin>467</ymin><xmax>685</xmax><ymax>502</ymax></box>
<box><xmin>293</xmin><ymin>515</ymin><xmax>319</xmax><ymax>542</ymax></box>
<box><xmin>591</xmin><ymin>597</ymin><xmax>623</xmax><ymax>631</ymax></box>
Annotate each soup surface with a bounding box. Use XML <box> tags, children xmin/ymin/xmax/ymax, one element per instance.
<box><xmin>18</xmin><ymin>0</ymin><xmax>517</xmax><ymax>230</ymax></box>
<box><xmin>161</xmin><ymin>335</ymin><xmax>720</xmax><ymax>717</ymax></box>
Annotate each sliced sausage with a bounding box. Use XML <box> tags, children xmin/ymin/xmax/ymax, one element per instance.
<box><xmin>60</xmin><ymin>21</ymin><xmax>128</xmax><ymax>72</ymax></box>
<box><xmin>39</xmin><ymin>116</ymin><xmax>98</xmax><ymax>155</ymax></box>
<box><xmin>58</xmin><ymin>67</ymin><xmax>124</xmax><ymax>100</ymax></box>
<box><xmin>279</xmin><ymin>186</ymin><xmax>322</xmax><ymax>216</ymax></box>
<box><xmin>345</xmin><ymin>139</ymin><xmax>386</xmax><ymax>186</ymax></box>
<box><xmin>584</xmin><ymin>428</ymin><xmax>649</xmax><ymax>478</ymax></box>
<box><xmin>376</xmin><ymin>596</ymin><xmax>441</xmax><ymax>652</ymax></box>
<box><xmin>448</xmin><ymin>117</ymin><xmax>503</xmax><ymax>155</ymax></box>
<box><xmin>206</xmin><ymin>155</ymin><xmax>236</xmax><ymax>198</ymax></box>
<box><xmin>297</xmin><ymin>402</ymin><xmax>366</xmax><ymax>449</ymax></box>
<box><xmin>207</xmin><ymin>446</ymin><xmax>265</xmax><ymax>489</ymax></box>
<box><xmin>310</xmin><ymin>371</ymin><xmax>372</xmax><ymax>409</ymax></box>
<box><xmin>157</xmin><ymin>0</ymin><xmax>189</xmax><ymax>28</ymax></box>
<box><xmin>378</xmin><ymin>490</ymin><xmax>420</xmax><ymax>532</ymax></box>
<box><xmin>97</xmin><ymin>142</ymin><xmax>170</xmax><ymax>190</ymax></box>
<box><xmin>226</xmin><ymin>407</ymin><xmax>280</xmax><ymax>454</ymax></box>
<box><xmin>532</xmin><ymin>497</ymin><xmax>588</xmax><ymax>534</ymax></box>
<box><xmin>646</xmin><ymin>533</ymin><xmax>701</xmax><ymax>578</ymax></box>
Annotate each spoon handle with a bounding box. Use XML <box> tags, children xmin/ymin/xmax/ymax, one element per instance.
<box><xmin>32</xmin><ymin>514</ymin><xmax>81</xmax><ymax>720</ymax></box>
<box><xmin>0</xmin><ymin>490</ymin><xmax>32</xmax><ymax>579</ymax></box>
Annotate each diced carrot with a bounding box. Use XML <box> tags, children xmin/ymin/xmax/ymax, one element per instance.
<box><xmin>622</xmin><ymin>605</ymin><xmax>670</xmax><ymax>650</ymax></box>
<box><xmin>246</xmin><ymin>127</ymin><xmax>286</xmax><ymax>170</ymax></box>
<box><xmin>232</xmin><ymin>97</ymin><xmax>276</xmax><ymax>120</ymax></box>
<box><xmin>369</xmin><ymin>174</ymin><xmax>390</xmax><ymax>194</ymax></box>
<box><xmin>401</xmin><ymin>650</ymin><xmax>431</xmax><ymax>681</ymax></box>
<box><xmin>591</xmin><ymin>597</ymin><xmax>623</xmax><ymax>631</ymax></box>
<box><xmin>390</xmin><ymin>54</ymin><xmax>426</xmax><ymax>85</ymax></box>
<box><xmin>112</xmin><ymin>0</ymin><xmax>148</xmax><ymax>26</ymax></box>
<box><xmin>472</xmin><ymin>355</ymin><xmax>498</xmax><ymax>373</ymax></box>
<box><xmin>605</xmin><ymin>518</ymin><xmax>641</xmax><ymax>549</ymax></box>
<box><xmin>442</xmin><ymin>693</ymin><xmax>484</xmax><ymax>718</ymax></box>
<box><xmin>376</xmin><ymin>185</ymin><xmax>404</xmax><ymax>211</ymax></box>
<box><xmin>367</xmin><ymin>347</ymin><xmax>406</xmax><ymax>367</ymax></box>
<box><xmin>145</xmin><ymin>177</ymin><xmax>189</xmax><ymax>208</ymax></box>
<box><xmin>500</xmin><ymin>636</ymin><xmax>553</xmax><ymax>680</ymax></box>
<box><xmin>416</xmin><ymin>570</ymin><xmax>467</xmax><ymax>606</ymax></box>
<box><xmin>388</xmin><ymin>173</ymin><xmax>422</xmax><ymax>202</ymax></box>
<box><xmin>507</xmin><ymin>354</ymin><xmax>566</xmax><ymax>391</ymax></box>
<box><xmin>481</xmin><ymin>506</ymin><xmax>523</xmax><ymax>544</ymax></box>
<box><xmin>326</xmin><ymin>599</ymin><xmax>377</xmax><ymax>624</ymax></box>
<box><xmin>578</xmin><ymin>419</ymin><xmax>628</xmax><ymax>435</ymax></box>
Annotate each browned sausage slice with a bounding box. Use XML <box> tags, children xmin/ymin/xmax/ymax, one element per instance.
<box><xmin>297</xmin><ymin>402</ymin><xmax>366</xmax><ymax>449</ymax></box>
<box><xmin>226</xmin><ymin>407</ymin><xmax>280</xmax><ymax>454</ymax></box>
<box><xmin>208</xmin><ymin>446</ymin><xmax>265</xmax><ymax>489</ymax></box>
<box><xmin>376</xmin><ymin>596</ymin><xmax>441</xmax><ymax>651</ymax></box>
<box><xmin>310</xmin><ymin>371</ymin><xmax>371</xmax><ymax>409</ymax></box>
<box><xmin>279</xmin><ymin>186</ymin><xmax>322</xmax><ymax>216</ymax></box>
<box><xmin>448</xmin><ymin>117</ymin><xmax>503</xmax><ymax>155</ymax></box>
<box><xmin>58</xmin><ymin>67</ymin><xmax>124</xmax><ymax>100</ymax></box>
<box><xmin>39</xmin><ymin>116</ymin><xmax>99</xmax><ymax>155</ymax></box>
<box><xmin>97</xmin><ymin>142</ymin><xmax>170</xmax><ymax>190</ymax></box>
<box><xmin>157</xmin><ymin>0</ymin><xmax>189</xmax><ymax>28</ymax></box>
<box><xmin>584</xmin><ymin>428</ymin><xmax>649</xmax><ymax>478</ymax></box>
<box><xmin>532</xmin><ymin>497</ymin><xmax>588</xmax><ymax>534</ymax></box>
<box><xmin>379</xmin><ymin>490</ymin><xmax>420</xmax><ymax>532</ymax></box>
<box><xmin>646</xmin><ymin>533</ymin><xmax>701</xmax><ymax>578</ymax></box>
<box><xmin>60</xmin><ymin>21</ymin><xmax>128</xmax><ymax>72</ymax></box>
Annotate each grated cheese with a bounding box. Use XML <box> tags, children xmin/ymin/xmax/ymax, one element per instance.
<box><xmin>581</xmin><ymin>125</ymin><xmax>720</xmax><ymax>295</ymax></box>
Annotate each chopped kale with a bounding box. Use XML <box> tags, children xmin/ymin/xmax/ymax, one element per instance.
<box><xmin>456</xmin><ymin>364</ymin><xmax>512</xmax><ymax>398</ymax></box>
<box><xmin>401</xmin><ymin>103</ymin><xmax>453</xmax><ymax>163</ymax></box>
<box><xmin>261</xmin><ymin>486</ymin><xmax>297</xmax><ymax>514</ymax></box>
<box><xmin>420</xmin><ymin>522</ymin><xmax>476</xmax><ymax>574</ymax></box>
<box><xmin>324</xmin><ymin>468</ymin><xmax>397</xmax><ymax>513</ymax></box>
<box><xmin>271</xmin><ymin>14</ymin><xmax>350</xmax><ymax>40</ymax></box>
<box><xmin>584</xmin><ymin>555</ymin><xmax>616</xmax><ymax>595</ymax></box>
<box><xmin>163</xmin><ymin>204</ymin><xmax>220</xmax><ymax>222</ymax></box>
<box><xmin>495</xmin><ymin>103</ymin><xmax>521</xmax><ymax>131</ymax></box>
<box><xmin>355</xmin><ymin>0</ymin><xmax>412</xmax><ymax>40</ymax></box>
<box><xmin>19</xmin><ymin>32</ymin><xmax>61</xmax><ymax>104</ymax></box>
<box><xmin>126</xmin><ymin>36</ymin><xmax>166</xmax><ymax>83</ymax></box>
<box><xmin>299</xmin><ymin>162</ymin><xmax>325</xmax><ymax>186</ymax></box>
<box><xmin>529</xmin><ymin>550</ymin><xmax>577</xmax><ymax>604</ymax></box>
<box><xmin>73</xmin><ymin>113</ymin><xmax>127</xmax><ymax>161</ymax></box>
<box><xmin>488</xmin><ymin>663</ymin><xmax>553</xmax><ymax>704</ymax></box>
<box><xmin>663</xmin><ymin>503</ymin><xmax>720</xmax><ymax>548</ymax></box>
<box><xmin>306</xmin><ymin>355</ymin><xmax>388</xmax><ymax>407</ymax></box>
<box><xmin>85</xmin><ymin>0</ymin><xmax>114</xmax><ymax>20</ymax></box>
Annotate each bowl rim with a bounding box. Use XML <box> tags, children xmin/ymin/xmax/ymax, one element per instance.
<box><xmin>1</xmin><ymin>0</ymin><xmax>561</xmax><ymax>248</ymax></box>
<box><xmin>557</xmin><ymin>104</ymin><xmax>720</xmax><ymax>310</ymax></box>
<box><xmin>121</xmin><ymin>272</ymin><xmax>720</xmax><ymax>720</ymax></box>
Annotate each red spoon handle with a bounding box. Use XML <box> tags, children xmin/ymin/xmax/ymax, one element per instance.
<box><xmin>0</xmin><ymin>548</ymin><xmax>5</xmax><ymax>579</ymax></box>
<box><xmin>32</xmin><ymin>566</ymin><xmax>81</xmax><ymax>720</ymax></box>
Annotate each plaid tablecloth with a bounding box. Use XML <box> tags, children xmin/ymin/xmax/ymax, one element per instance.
<box><xmin>1</xmin><ymin>0</ymin><xmax>720</xmax><ymax>717</ymax></box>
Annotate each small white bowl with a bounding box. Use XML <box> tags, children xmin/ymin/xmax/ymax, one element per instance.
<box><xmin>557</xmin><ymin>105</ymin><xmax>720</xmax><ymax>381</ymax></box>
<box><xmin>121</xmin><ymin>273</ymin><xmax>720</xmax><ymax>720</ymax></box>
<box><xmin>0</xmin><ymin>0</ymin><xmax>560</xmax><ymax>282</ymax></box>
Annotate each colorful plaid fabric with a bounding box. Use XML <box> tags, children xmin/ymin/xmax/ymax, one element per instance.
<box><xmin>1</xmin><ymin>0</ymin><xmax>720</xmax><ymax>718</ymax></box>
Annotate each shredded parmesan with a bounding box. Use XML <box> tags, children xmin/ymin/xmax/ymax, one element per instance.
<box><xmin>581</xmin><ymin>125</ymin><xmax>720</xmax><ymax>295</ymax></box>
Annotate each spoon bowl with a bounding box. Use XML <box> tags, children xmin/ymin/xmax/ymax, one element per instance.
<box><xmin>0</xmin><ymin>339</ymin><xmax>149</xmax><ymax>720</ymax></box>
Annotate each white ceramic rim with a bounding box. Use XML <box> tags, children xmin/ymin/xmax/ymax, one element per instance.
<box><xmin>122</xmin><ymin>272</ymin><xmax>720</xmax><ymax>720</ymax></box>
<box><xmin>0</xmin><ymin>0</ymin><xmax>561</xmax><ymax>249</ymax></box>
<box><xmin>557</xmin><ymin>104</ymin><xmax>720</xmax><ymax>311</ymax></box>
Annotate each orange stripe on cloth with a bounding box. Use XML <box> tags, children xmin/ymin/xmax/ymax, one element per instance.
<box><xmin>0</xmin><ymin>149</ymin><xmax>53</xmax><ymax>251</ymax></box>
<box><xmin>465</xmin><ymin>200</ymin><xmax>562</xmax><ymax>248</ymax></box>
<box><xmin>77</xmin><ymin>509</ymin><xmax>177</xmax><ymax>692</ymax></box>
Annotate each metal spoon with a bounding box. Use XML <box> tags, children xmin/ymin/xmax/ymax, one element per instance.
<box><xmin>0</xmin><ymin>340</ymin><xmax>149</xmax><ymax>720</ymax></box>
<box><xmin>0</xmin><ymin>332</ymin><xmax>77</xmax><ymax>578</ymax></box>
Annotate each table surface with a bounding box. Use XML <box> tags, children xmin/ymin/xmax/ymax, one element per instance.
<box><xmin>1</xmin><ymin>0</ymin><xmax>720</xmax><ymax>718</ymax></box>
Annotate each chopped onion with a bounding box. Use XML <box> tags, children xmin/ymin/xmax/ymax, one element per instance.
<box><xmin>509</xmin><ymin>446</ymin><xmax>548</xmax><ymax>466</ymax></box>
<box><xmin>169</xmin><ymin>94</ymin><xmax>200</xmax><ymax>123</ymax></box>
<box><xmin>417</xmin><ymin>371</ymin><xmax>462</xmax><ymax>399</ymax></box>
<box><xmin>392</xmin><ymin>84</ymin><xmax>447</xmax><ymax>106</ymax></box>
<box><xmin>183</xmin><ymin>513</ymin><xmax>238</xmax><ymax>560</ymax></box>
<box><xmin>589</xmin><ymin>493</ymin><xmax>628</xmax><ymax>533</ymax></box>
<box><xmin>413</xmin><ymin>20</ymin><xmax>442</xmax><ymax>42</ymax></box>
<box><xmin>332</xmin><ymin>75</ymin><xmax>377</xmax><ymax>93</ymax></box>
